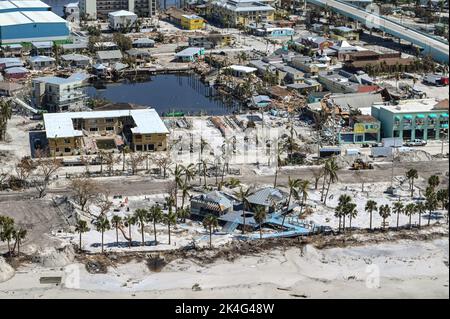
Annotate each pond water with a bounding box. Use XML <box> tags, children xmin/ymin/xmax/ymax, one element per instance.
<box><xmin>86</xmin><ymin>74</ymin><xmax>240</xmax><ymax>116</ymax></box>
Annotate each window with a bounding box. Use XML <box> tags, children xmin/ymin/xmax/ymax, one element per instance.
<box><xmin>55</xmin><ymin>147</ymin><xmax>60</xmax><ymax>152</ymax></box>
<box><xmin>89</xmin><ymin>127</ymin><xmax>98</xmax><ymax>132</ymax></box>
<box><xmin>64</xmin><ymin>148</ymin><xmax>71</xmax><ymax>153</ymax></box>
<box><xmin>106</xmin><ymin>118</ymin><xmax>114</xmax><ymax>123</ymax></box>
<box><xmin>106</xmin><ymin>127</ymin><xmax>114</xmax><ymax>131</ymax></box>
<box><xmin>64</xmin><ymin>139</ymin><xmax>71</xmax><ymax>144</ymax></box>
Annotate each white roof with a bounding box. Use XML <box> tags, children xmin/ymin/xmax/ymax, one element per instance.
<box><xmin>0</xmin><ymin>1</ymin><xmax>17</xmax><ymax>10</ymax></box>
<box><xmin>44</xmin><ymin>109</ymin><xmax>169</xmax><ymax>138</ymax></box>
<box><xmin>374</xmin><ymin>99</ymin><xmax>446</xmax><ymax>114</ymax></box>
<box><xmin>22</xmin><ymin>10</ymin><xmax>68</xmax><ymax>23</ymax></box>
<box><xmin>108</xmin><ymin>10</ymin><xmax>137</xmax><ymax>17</ymax></box>
<box><xmin>227</xmin><ymin>65</ymin><xmax>257</xmax><ymax>73</ymax></box>
<box><xmin>9</xmin><ymin>0</ymin><xmax>50</xmax><ymax>8</ymax></box>
<box><xmin>0</xmin><ymin>11</ymin><xmax>31</xmax><ymax>26</ymax></box>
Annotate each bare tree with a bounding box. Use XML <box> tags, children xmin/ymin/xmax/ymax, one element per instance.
<box><xmin>14</xmin><ymin>156</ymin><xmax>35</xmax><ymax>188</ymax></box>
<box><xmin>95</xmin><ymin>191</ymin><xmax>113</xmax><ymax>217</ymax></box>
<box><xmin>128</xmin><ymin>153</ymin><xmax>145</xmax><ymax>175</ymax></box>
<box><xmin>32</xmin><ymin>156</ymin><xmax>62</xmax><ymax>198</ymax></box>
<box><xmin>154</xmin><ymin>153</ymin><xmax>172</xmax><ymax>178</ymax></box>
<box><xmin>104</xmin><ymin>152</ymin><xmax>120</xmax><ymax>175</ymax></box>
<box><xmin>69</xmin><ymin>177</ymin><xmax>100</xmax><ymax>211</ymax></box>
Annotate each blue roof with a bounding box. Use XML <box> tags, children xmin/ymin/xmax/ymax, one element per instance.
<box><xmin>175</xmin><ymin>47</ymin><xmax>204</xmax><ymax>57</ymax></box>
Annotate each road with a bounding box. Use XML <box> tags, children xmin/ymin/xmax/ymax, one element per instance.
<box><xmin>307</xmin><ymin>0</ymin><xmax>449</xmax><ymax>63</ymax></box>
<box><xmin>1</xmin><ymin>159</ymin><xmax>447</xmax><ymax>200</ymax></box>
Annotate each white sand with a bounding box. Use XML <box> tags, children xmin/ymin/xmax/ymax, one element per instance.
<box><xmin>0</xmin><ymin>238</ymin><xmax>447</xmax><ymax>299</ymax></box>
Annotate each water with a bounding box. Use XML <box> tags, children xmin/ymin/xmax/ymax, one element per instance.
<box><xmin>86</xmin><ymin>74</ymin><xmax>240</xmax><ymax>116</ymax></box>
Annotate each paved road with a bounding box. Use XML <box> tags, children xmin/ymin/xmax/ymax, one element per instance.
<box><xmin>1</xmin><ymin>160</ymin><xmax>447</xmax><ymax>200</ymax></box>
<box><xmin>307</xmin><ymin>0</ymin><xmax>449</xmax><ymax>62</ymax></box>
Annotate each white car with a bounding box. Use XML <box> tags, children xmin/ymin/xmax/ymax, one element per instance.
<box><xmin>404</xmin><ymin>139</ymin><xmax>427</xmax><ymax>147</ymax></box>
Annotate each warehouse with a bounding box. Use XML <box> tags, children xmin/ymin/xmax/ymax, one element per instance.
<box><xmin>0</xmin><ymin>4</ymin><xmax>70</xmax><ymax>44</ymax></box>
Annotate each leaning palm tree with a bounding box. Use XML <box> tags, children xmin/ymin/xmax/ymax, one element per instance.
<box><xmin>365</xmin><ymin>200</ymin><xmax>378</xmax><ymax>230</ymax></box>
<box><xmin>203</xmin><ymin>214</ymin><xmax>218</xmax><ymax>249</ymax></box>
<box><xmin>253</xmin><ymin>206</ymin><xmax>267</xmax><ymax>239</ymax></box>
<box><xmin>171</xmin><ymin>164</ymin><xmax>184</xmax><ymax>213</ymax></box>
<box><xmin>94</xmin><ymin>215</ymin><xmax>110</xmax><ymax>254</ymax></box>
<box><xmin>393</xmin><ymin>201</ymin><xmax>404</xmax><ymax>230</ymax></box>
<box><xmin>404</xmin><ymin>203</ymin><xmax>416</xmax><ymax>229</ymax></box>
<box><xmin>298</xmin><ymin>180</ymin><xmax>310</xmax><ymax>215</ymax></box>
<box><xmin>111</xmin><ymin>215</ymin><xmax>123</xmax><ymax>247</ymax></box>
<box><xmin>415</xmin><ymin>201</ymin><xmax>426</xmax><ymax>228</ymax></box>
<box><xmin>406</xmin><ymin>169</ymin><xmax>418</xmax><ymax>198</ymax></box>
<box><xmin>286</xmin><ymin>176</ymin><xmax>301</xmax><ymax>208</ymax></box>
<box><xmin>379</xmin><ymin>204</ymin><xmax>391</xmax><ymax>231</ymax></box>
<box><xmin>234</xmin><ymin>186</ymin><xmax>251</xmax><ymax>235</ymax></box>
<box><xmin>164</xmin><ymin>211</ymin><xmax>177</xmax><ymax>245</ymax></box>
<box><xmin>134</xmin><ymin>208</ymin><xmax>148</xmax><ymax>246</ymax></box>
<box><xmin>123</xmin><ymin>215</ymin><xmax>135</xmax><ymax>248</ymax></box>
<box><xmin>75</xmin><ymin>219</ymin><xmax>90</xmax><ymax>252</ymax></box>
<box><xmin>323</xmin><ymin>158</ymin><xmax>339</xmax><ymax>205</ymax></box>
<box><xmin>148</xmin><ymin>205</ymin><xmax>162</xmax><ymax>245</ymax></box>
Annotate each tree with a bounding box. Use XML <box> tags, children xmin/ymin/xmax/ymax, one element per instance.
<box><xmin>113</xmin><ymin>33</ymin><xmax>132</xmax><ymax>51</ymax></box>
<box><xmin>121</xmin><ymin>145</ymin><xmax>130</xmax><ymax>172</ymax></box>
<box><xmin>406</xmin><ymin>169</ymin><xmax>418</xmax><ymax>198</ymax></box>
<box><xmin>234</xmin><ymin>186</ymin><xmax>251</xmax><ymax>235</ymax></box>
<box><xmin>379</xmin><ymin>204</ymin><xmax>391</xmax><ymax>230</ymax></box>
<box><xmin>171</xmin><ymin>164</ymin><xmax>184</xmax><ymax>212</ymax></box>
<box><xmin>298</xmin><ymin>180</ymin><xmax>310</xmax><ymax>215</ymax></box>
<box><xmin>164</xmin><ymin>211</ymin><xmax>177</xmax><ymax>245</ymax></box>
<box><xmin>0</xmin><ymin>216</ymin><xmax>15</xmax><ymax>256</ymax></box>
<box><xmin>253</xmin><ymin>206</ymin><xmax>267</xmax><ymax>239</ymax></box>
<box><xmin>111</xmin><ymin>215</ymin><xmax>123</xmax><ymax>248</ymax></box>
<box><xmin>225</xmin><ymin>177</ymin><xmax>241</xmax><ymax>189</ymax></box>
<box><xmin>154</xmin><ymin>154</ymin><xmax>172</xmax><ymax>178</ymax></box>
<box><xmin>148</xmin><ymin>205</ymin><xmax>162</xmax><ymax>245</ymax></box>
<box><xmin>75</xmin><ymin>219</ymin><xmax>90</xmax><ymax>252</ymax></box>
<box><xmin>283</xmin><ymin>177</ymin><xmax>300</xmax><ymax>227</ymax></box>
<box><xmin>428</xmin><ymin>175</ymin><xmax>440</xmax><ymax>190</ymax></box>
<box><xmin>365</xmin><ymin>200</ymin><xmax>378</xmax><ymax>230</ymax></box>
<box><xmin>12</xmin><ymin>227</ymin><xmax>26</xmax><ymax>256</ymax></box>
<box><xmin>425</xmin><ymin>186</ymin><xmax>438</xmax><ymax>226</ymax></box>
<box><xmin>347</xmin><ymin>203</ymin><xmax>357</xmax><ymax>231</ymax></box>
<box><xmin>128</xmin><ymin>153</ymin><xmax>144</xmax><ymax>175</ymax></box>
<box><xmin>95</xmin><ymin>215</ymin><xmax>110</xmax><ymax>254</ymax></box>
<box><xmin>336</xmin><ymin>194</ymin><xmax>351</xmax><ymax>232</ymax></box>
<box><xmin>134</xmin><ymin>208</ymin><xmax>148</xmax><ymax>246</ymax></box>
<box><xmin>0</xmin><ymin>98</ymin><xmax>12</xmax><ymax>141</ymax></box>
<box><xmin>393</xmin><ymin>201</ymin><xmax>404</xmax><ymax>230</ymax></box>
<box><xmin>123</xmin><ymin>215</ymin><xmax>135</xmax><ymax>248</ymax></box>
<box><xmin>404</xmin><ymin>203</ymin><xmax>416</xmax><ymax>229</ymax></box>
<box><xmin>70</xmin><ymin>178</ymin><xmax>99</xmax><ymax>211</ymax></box>
<box><xmin>177</xmin><ymin>207</ymin><xmax>190</xmax><ymax>223</ymax></box>
<box><xmin>201</xmin><ymin>159</ymin><xmax>209</xmax><ymax>188</ymax></box>
<box><xmin>203</xmin><ymin>215</ymin><xmax>218</xmax><ymax>249</ymax></box>
<box><xmin>323</xmin><ymin>158</ymin><xmax>339</xmax><ymax>205</ymax></box>
<box><xmin>32</xmin><ymin>156</ymin><xmax>62</xmax><ymax>198</ymax></box>
<box><xmin>180</xmin><ymin>182</ymin><xmax>191</xmax><ymax>210</ymax></box>
<box><xmin>436</xmin><ymin>188</ymin><xmax>449</xmax><ymax>210</ymax></box>
<box><xmin>415</xmin><ymin>201</ymin><xmax>426</xmax><ymax>228</ymax></box>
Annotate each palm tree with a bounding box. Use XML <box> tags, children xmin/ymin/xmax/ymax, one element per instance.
<box><xmin>428</xmin><ymin>175</ymin><xmax>440</xmax><ymax>190</ymax></box>
<box><xmin>404</xmin><ymin>203</ymin><xmax>416</xmax><ymax>229</ymax></box>
<box><xmin>273</xmin><ymin>141</ymin><xmax>283</xmax><ymax>187</ymax></box>
<box><xmin>95</xmin><ymin>215</ymin><xmax>111</xmax><ymax>254</ymax></box>
<box><xmin>425</xmin><ymin>187</ymin><xmax>438</xmax><ymax>226</ymax></box>
<box><xmin>253</xmin><ymin>206</ymin><xmax>267</xmax><ymax>239</ymax></box>
<box><xmin>203</xmin><ymin>215</ymin><xmax>218</xmax><ymax>249</ymax></box>
<box><xmin>123</xmin><ymin>215</ymin><xmax>135</xmax><ymax>248</ymax></box>
<box><xmin>148</xmin><ymin>205</ymin><xmax>162</xmax><ymax>245</ymax></box>
<box><xmin>226</xmin><ymin>177</ymin><xmax>241</xmax><ymax>189</ymax></box>
<box><xmin>182</xmin><ymin>163</ymin><xmax>196</xmax><ymax>186</ymax></box>
<box><xmin>337</xmin><ymin>194</ymin><xmax>351</xmax><ymax>232</ymax></box>
<box><xmin>393</xmin><ymin>201</ymin><xmax>404</xmax><ymax>230</ymax></box>
<box><xmin>134</xmin><ymin>208</ymin><xmax>148</xmax><ymax>246</ymax></box>
<box><xmin>171</xmin><ymin>164</ymin><xmax>184</xmax><ymax>213</ymax></box>
<box><xmin>347</xmin><ymin>203</ymin><xmax>357</xmax><ymax>231</ymax></box>
<box><xmin>286</xmin><ymin>177</ymin><xmax>300</xmax><ymax>208</ymax></box>
<box><xmin>111</xmin><ymin>215</ymin><xmax>123</xmax><ymax>247</ymax></box>
<box><xmin>406</xmin><ymin>169</ymin><xmax>418</xmax><ymax>198</ymax></box>
<box><xmin>298</xmin><ymin>180</ymin><xmax>310</xmax><ymax>215</ymax></box>
<box><xmin>180</xmin><ymin>182</ymin><xmax>191</xmax><ymax>209</ymax></box>
<box><xmin>0</xmin><ymin>98</ymin><xmax>13</xmax><ymax>141</ymax></box>
<box><xmin>164</xmin><ymin>211</ymin><xmax>177</xmax><ymax>245</ymax></box>
<box><xmin>436</xmin><ymin>188</ymin><xmax>449</xmax><ymax>210</ymax></box>
<box><xmin>334</xmin><ymin>204</ymin><xmax>344</xmax><ymax>233</ymax></box>
<box><xmin>323</xmin><ymin>158</ymin><xmax>339</xmax><ymax>205</ymax></box>
<box><xmin>75</xmin><ymin>219</ymin><xmax>90</xmax><ymax>252</ymax></box>
<box><xmin>234</xmin><ymin>186</ymin><xmax>251</xmax><ymax>235</ymax></box>
<box><xmin>379</xmin><ymin>204</ymin><xmax>391</xmax><ymax>231</ymax></box>
<box><xmin>365</xmin><ymin>200</ymin><xmax>378</xmax><ymax>230</ymax></box>
<box><xmin>177</xmin><ymin>207</ymin><xmax>190</xmax><ymax>223</ymax></box>
<box><xmin>415</xmin><ymin>201</ymin><xmax>426</xmax><ymax>228</ymax></box>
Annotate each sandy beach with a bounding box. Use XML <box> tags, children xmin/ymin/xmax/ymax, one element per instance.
<box><xmin>0</xmin><ymin>236</ymin><xmax>448</xmax><ymax>299</ymax></box>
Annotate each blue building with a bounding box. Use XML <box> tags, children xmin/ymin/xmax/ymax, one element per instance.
<box><xmin>0</xmin><ymin>1</ymin><xmax>69</xmax><ymax>44</ymax></box>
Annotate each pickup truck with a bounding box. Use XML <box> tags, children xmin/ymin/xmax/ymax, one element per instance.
<box><xmin>404</xmin><ymin>139</ymin><xmax>427</xmax><ymax>147</ymax></box>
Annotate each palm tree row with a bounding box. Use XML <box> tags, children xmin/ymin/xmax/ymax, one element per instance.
<box><xmin>0</xmin><ymin>98</ymin><xmax>12</xmax><ymax>142</ymax></box>
<box><xmin>76</xmin><ymin>204</ymin><xmax>191</xmax><ymax>254</ymax></box>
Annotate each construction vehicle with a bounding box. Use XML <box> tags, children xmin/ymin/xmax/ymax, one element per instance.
<box><xmin>351</xmin><ymin>159</ymin><xmax>374</xmax><ymax>170</ymax></box>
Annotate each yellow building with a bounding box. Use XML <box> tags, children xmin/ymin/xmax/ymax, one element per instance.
<box><xmin>43</xmin><ymin>109</ymin><xmax>169</xmax><ymax>157</ymax></box>
<box><xmin>211</xmin><ymin>0</ymin><xmax>275</xmax><ymax>27</ymax></box>
<box><xmin>181</xmin><ymin>14</ymin><xmax>205</xmax><ymax>30</ymax></box>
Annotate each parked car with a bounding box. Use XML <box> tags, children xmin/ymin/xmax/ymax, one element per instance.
<box><xmin>404</xmin><ymin>139</ymin><xmax>427</xmax><ymax>146</ymax></box>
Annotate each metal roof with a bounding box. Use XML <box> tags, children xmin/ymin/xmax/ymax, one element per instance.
<box><xmin>4</xmin><ymin>66</ymin><xmax>28</xmax><ymax>73</ymax></box>
<box><xmin>22</xmin><ymin>10</ymin><xmax>67</xmax><ymax>23</ymax></box>
<box><xmin>0</xmin><ymin>1</ymin><xmax>16</xmax><ymax>10</ymax></box>
<box><xmin>61</xmin><ymin>53</ymin><xmax>90</xmax><ymax>61</ymax></box>
<box><xmin>9</xmin><ymin>1</ymin><xmax>49</xmax><ymax>8</ymax></box>
<box><xmin>108</xmin><ymin>10</ymin><xmax>137</xmax><ymax>17</ymax></box>
<box><xmin>247</xmin><ymin>187</ymin><xmax>287</xmax><ymax>206</ymax></box>
<box><xmin>33</xmin><ymin>72</ymin><xmax>89</xmax><ymax>85</ymax></box>
<box><xmin>28</xmin><ymin>55</ymin><xmax>55</xmax><ymax>63</ymax></box>
<box><xmin>96</xmin><ymin>50</ymin><xmax>123</xmax><ymax>60</ymax></box>
<box><xmin>44</xmin><ymin>109</ymin><xmax>169</xmax><ymax>139</ymax></box>
<box><xmin>175</xmin><ymin>47</ymin><xmax>204</xmax><ymax>57</ymax></box>
<box><xmin>0</xmin><ymin>11</ymin><xmax>31</xmax><ymax>26</ymax></box>
<box><xmin>31</xmin><ymin>41</ymin><xmax>53</xmax><ymax>48</ymax></box>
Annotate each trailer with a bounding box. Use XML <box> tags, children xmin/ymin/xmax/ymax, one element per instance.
<box><xmin>381</xmin><ymin>137</ymin><xmax>403</xmax><ymax>148</ymax></box>
<box><xmin>371</xmin><ymin>146</ymin><xmax>393</xmax><ymax>158</ymax></box>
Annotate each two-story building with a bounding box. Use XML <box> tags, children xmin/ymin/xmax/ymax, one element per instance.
<box><xmin>338</xmin><ymin>114</ymin><xmax>381</xmax><ymax>144</ymax></box>
<box><xmin>211</xmin><ymin>0</ymin><xmax>275</xmax><ymax>27</ymax></box>
<box><xmin>371</xmin><ymin>98</ymin><xmax>449</xmax><ymax>141</ymax></box>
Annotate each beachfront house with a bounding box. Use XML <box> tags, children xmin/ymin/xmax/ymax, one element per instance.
<box><xmin>175</xmin><ymin>47</ymin><xmax>205</xmax><ymax>62</ymax></box>
<box><xmin>96</xmin><ymin>50</ymin><xmax>123</xmax><ymax>64</ymax></box>
<box><xmin>247</xmin><ymin>187</ymin><xmax>289</xmax><ymax>213</ymax></box>
<box><xmin>190</xmin><ymin>191</ymin><xmax>236</xmax><ymax>217</ymax></box>
<box><xmin>225</xmin><ymin>65</ymin><xmax>257</xmax><ymax>77</ymax></box>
